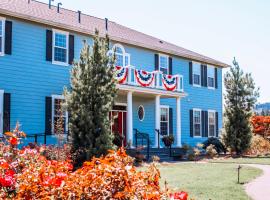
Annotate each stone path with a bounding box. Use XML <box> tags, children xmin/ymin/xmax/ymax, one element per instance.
<box><xmin>245</xmin><ymin>164</ymin><xmax>270</xmax><ymax>200</ymax></box>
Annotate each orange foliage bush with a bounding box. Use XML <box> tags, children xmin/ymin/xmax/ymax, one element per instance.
<box><xmin>251</xmin><ymin>116</ymin><xmax>270</xmax><ymax>138</ymax></box>
<box><xmin>246</xmin><ymin>135</ymin><xmax>270</xmax><ymax>156</ymax></box>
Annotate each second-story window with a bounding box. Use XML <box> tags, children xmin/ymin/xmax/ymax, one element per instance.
<box><xmin>110</xmin><ymin>44</ymin><xmax>130</xmax><ymax>67</ymax></box>
<box><xmin>53</xmin><ymin>30</ymin><xmax>69</xmax><ymax>65</ymax></box>
<box><xmin>0</xmin><ymin>19</ymin><xmax>4</xmax><ymax>55</ymax></box>
<box><xmin>193</xmin><ymin>62</ymin><xmax>201</xmax><ymax>86</ymax></box>
<box><xmin>207</xmin><ymin>66</ymin><xmax>215</xmax><ymax>88</ymax></box>
<box><xmin>159</xmin><ymin>54</ymin><xmax>168</xmax><ymax>74</ymax></box>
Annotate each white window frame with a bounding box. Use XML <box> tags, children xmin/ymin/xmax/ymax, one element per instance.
<box><xmin>207</xmin><ymin>65</ymin><xmax>215</xmax><ymax>89</ymax></box>
<box><xmin>193</xmin><ymin>108</ymin><xmax>202</xmax><ymax>137</ymax></box>
<box><xmin>192</xmin><ymin>61</ymin><xmax>201</xmax><ymax>87</ymax></box>
<box><xmin>51</xmin><ymin>95</ymin><xmax>68</xmax><ymax>134</ymax></box>
<box><xmin>109</xmin><ymin>43</ymin><xmax>130</xmax><ymax>67</ymax></box>
<box><xmin>0</xmin><ymin>90</ymin><xmax>4</xmax><ymax>135</ymax></box>
<box><xmin>0</xmin><ymin>17</ymin><xmax>6</xmax><ymax>56</ymax></box>
<box><xmin>159</xmin><ymin>53</ymin><xmax>169</xmax><ymax>74</ymax></box>
<box><xmin>208</xmin><ymin>110</ymin><xmax>216</xmax><ymax>137</ymax></box>
<box><xmin>52</xmin><ymin>29</ymin><xmax>69</xmax><ymax>66</ymax></box>
<box><xmin>160</xmin><ymin>105</ymin><xmax>169</xmax><ymax>136</ymax></box>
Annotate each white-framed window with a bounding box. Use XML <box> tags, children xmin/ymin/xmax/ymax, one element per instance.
<box><xmin>109</xmin><ymin>44</ymin><xmax>130</xmax><ymax>67</ymax></box>
<box><xmin>193</xmin><ymin>109</ymin><xmax>201</xmax><ymax>137</ymax></box>
<box><xmin>208</xmin><ymin>110</ymin><xmax>216</xmax><ymax>137</ymax></box>
<box><xmin>0</xmin><ymin>18</ymin><xmax>5</xmax><ymax>56</ymax></box>
<box><xmin>52</xmin><ymin>29</ymin><xmax>69</xmax><ymax>66</ymax></box>
<box><xmin>51</xmin><ymin>95</ymin><xmax>68</xmax><ymax>134</ymax></box>
<box><xmin>159</xmin><ymin>54</ymin><xmax>169</xmax><ymax>74</ymax></box>
<box><xmin>207</xmin><ymin>66</ymin><xmax>215</xmax><ymax>89</ymax></box>
<box><xmin>160</xmin><ymin>106</ymin><xmax>169</xmax><ymax>135</ymax></box>
<box><xmin>0</xmin><ymin>90</ymin><xmax>3</xmax><ymax>135</ymax></box>
<box><xmin>192</xmin><ymin>62</ymin><xmax>201</xmax><ymax>86</ymax></box>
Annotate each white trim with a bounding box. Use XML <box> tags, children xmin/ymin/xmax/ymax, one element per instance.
<box><xmin>0</xmin><ymin>17</ymin><xmax>6</xmax><ymax>56</ymax></box>
<box><xmin>208</xmin><ymin>110</ymin><xmax>216</xmax><ymax>137</ymax></box>
<box><xmin>0</xmin><ymin>90</ymin><xmax>4</xmax><ymax>135</ymax></box>
<box><xmin>160</xmin><ymin>105</ymin><xmax>169</xmax><ymax>136</ymax></box>
<box><xmin>193</xmin><ymin>108</ymin><xmax>202</xmax><ymax>137</ymax></box>
<box><xmin>111</xmin><ymin>43</ymin><xmax>130</xmax><ymax>67</ymax></box>
<box><xmin>52</xmin><ymin>29</ymin><xmax>69</xmax><ymax>66</ymax></box>
<box><xmin>137</xmin><ymin>105</ymin><xmax>145</xmax><ymax>121</ymax></box>
<box><xmin>158</xmin><ymin>53</ymin><xmax>169</xmax><ymax>74</ymax></box>
<box><xmin>51</xmin><ymin>95</ymin><xmax>68</xmax><ymax>134</ymax></box>
<box><xmin>114</xmin><ymin>102</ymin><xmax>127</xmax><ymax>106</ymax></box>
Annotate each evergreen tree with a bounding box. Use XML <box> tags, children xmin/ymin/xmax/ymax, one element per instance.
<box><xmin>64</xmin><ymin>30</ymin><xmax>117</xmax><ymax>161</ymax></box>
<box><xmin>223</xmin><ymin>58</ymin><xmax>259</xmax><ymax>155</ymax></box>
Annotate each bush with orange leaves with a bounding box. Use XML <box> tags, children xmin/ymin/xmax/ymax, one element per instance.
<box><xmin>251</xmin><ymin>116</ymin><xmax>270</xmax><ymax>138</ymax></box>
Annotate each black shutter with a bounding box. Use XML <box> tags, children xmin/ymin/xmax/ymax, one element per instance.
<box><xmin>215</xmin><ymin>68</ymin><xmax>218</xmax><ymax>88</ymax></box>
<box><xmin>69</xmin><ymin>34</ymin><xmax>75</xmax><ymax>65</ymax></box>
<box><xmin>45</xmin><ymin>97</ymin><xmax>52</xmax><ymax>134</ymax></box>
<box><xmin>169</xmin><ymin>57</ymin><xmax>173</xmax><ymax>75</ymax></box>
<box><xmin>5</xmin><ymin>21</ymin><xmax>12</xmax><ymax>55</ymax></box>
<box><xmin>204</xmin><ymin>65</ymin><xmax>208</xmax><ymax>87</ymax></box>
<box><xmin>46</xmin><ymin>30</ymin><xmax>53</xmax><ymax>61</ymax></box>
<box><xmin>201</xmin><ymin>111</ymin><xmax>205</xmax><ymax>137</ymax></box>
<box><xmin>190</xmin><ymin>110</ymin><xmax>193</xmax><ymax>137</ymax></box>
<box><xmin>154</xmin><ymin>54</ymin><xmax>159</xmax><ymax>71</ymax></box>
<box><xmin>200</xmin><ymin>64</ymin><xmax>204</xmax><ymax>86</ymax></box>
<box><xmin>169</xmin><ymin>107</ymin><xmax>173</xmax><ymax>135</ymax></box>
<box><xmin>3</xmin><ymin>93</ymin><xmax>11</xmax><ymax>133</ymax></box>
<box><xmin>189</xmin><ymin>62</ymin><xmax>193</xmax><ymax>85</ymax></box>
<box><xmin>205</xmin><ymin>111</ymin><xmax>208</xmax><ymax>137</ymax></box>
<box><xmin>215</xmin><ymin>112</ymin><xmax>219</xmax><ymax>137</ymax></box>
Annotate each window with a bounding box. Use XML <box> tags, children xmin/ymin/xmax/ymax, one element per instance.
<box><xmin>110</xmin><ymin>44</ymin><xmax>130</xmax><ymax>67</ymax></box>
<box><xmin>193</xmin><ymin>109</ymin><xmax>201</xmax><ymax>137</ymax></box>
<box><xmin>0</xmin><ymin>18</ymin><xmax>5</xmax><ymax>55</ymax></box>
<box><xmin>159</xmin><ymin>54</ymin><xmax>168</xmax><ymax>74</ymax></box>
<box><xmin>53</xmin><ymin>30</ymin><xmax>69</xmax><ymax>65</ymax></box>
<box><xmin>160</xmin><ymin>106</ymin><xmax>169</xmax><ymax>135</ymax></box>
<box><xmin>0</xmin><ymin>90</ymin><xmax>3</xmax><ymax>135</ymax></box>
<box><xmin>52</xmin><ymin>95</ymin><xmax>68</xmax><ymax>134</ymax></box>
<box><xmin>207</xmin><ymin>66</ymin><xmax>215</xmax><ymax>88</ymax></box>
<box><xmin>208</xmin><ymin>111</ymin><xmax>216</xmax><ymax>137</ymax></box>
<box><xmin>138</xmin><ymin>105</ymin><xmax>145</xmax><ymax>121</ymax></box>
<box><xmin>193</xmin><ymin>62</ymin><xmax>201</xmax><ymax>86</ymax></box>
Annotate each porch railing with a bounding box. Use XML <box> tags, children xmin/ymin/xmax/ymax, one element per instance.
<box><xmin>134</xmin><ymin>128</ymin><xmax>150</xmax><ymax>161</ymax></box>
<box><xmin>116</xmin><ymin>65</ymin><xmax>184</xmax><ymax>92</ymax></box>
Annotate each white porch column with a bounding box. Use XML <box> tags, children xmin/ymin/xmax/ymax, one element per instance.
<box><xmin>176</xmin><ymin>97</ymin><xmax>182</xmax><ymax>147</ymax></box>
<box><xmin>155</xmin><ymin>95</ymin><xmax>160</xmax><ymax>147</ymax></box>
<box><xmin>127</xmin><ymin>91</ymin><xmax>133</xmax><ymax>147</ymax></box>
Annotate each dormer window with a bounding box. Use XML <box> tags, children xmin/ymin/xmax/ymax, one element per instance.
<box><xmin>109</xmin><ymin>44</ymin><xmax>130</xmax><ymax>67</ymax></box>
<box><xmin>159</xmin><ymin>54</ymin><xmax>168</xmax><ymax>74</ymax></box>
<box><xmin>52</xmin><ymin>29</ymin><xmax>69</xmax><ymax>66</ymax></box>
<box><xmin>0</xmin><ymin>18</ymin><xmax>5</xmax><ymax>55</ymax></box>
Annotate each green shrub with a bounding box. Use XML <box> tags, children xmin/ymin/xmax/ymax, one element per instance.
<box><xmin>203</xmin><ymin>137</ymin><xmax>226</xmax><ymax>154</ymax></box>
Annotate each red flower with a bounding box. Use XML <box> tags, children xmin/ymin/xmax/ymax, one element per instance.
<box><xmin>169</xmin><ymin>191</ymin><xmax>188</xmax><ymax>200</ymax></box>
<box><xmin>0</xmin><ymin>162</ymin><xmax>9</xmax><ymax>169</ymax></box>
<box><xmin>9</xmin><ymin>137</ymin><xmax>18</xmax><ymax>146</ymax></box>
<box><xmin>0</xmin><ymin>175</ymin><xmax>15</xmax><ymax>187</ymax></box>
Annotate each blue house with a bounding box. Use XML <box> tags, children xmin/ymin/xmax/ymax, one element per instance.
<box><xmin>0</xmin><ymin>0</ymin><xmax>229</xmax><ymax>149</ymax></box>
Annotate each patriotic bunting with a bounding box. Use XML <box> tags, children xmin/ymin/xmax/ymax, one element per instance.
<box><xmin>162</xmin><ymin>74</ymin><xmax>178</xmax><ymax>91</ymax></box>
<box><xmin>115</xmin><ymin>66</ymin><xmax>128</xmax><ymax>84</ymax></box>
<box><xmin>135</xmin><ymin>69</ymin><xmax>155</xmax><ymax>87</ymax></box>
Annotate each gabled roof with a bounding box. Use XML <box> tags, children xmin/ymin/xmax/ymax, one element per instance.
<box><xmin>0</xmin><ymin>0</ymin><xmax>230</xmax><ymax>68</ymax></box>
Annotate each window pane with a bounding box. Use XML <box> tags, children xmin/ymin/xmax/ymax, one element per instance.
<box><xmin>54</xmin><ymin>47</ymin><xmax>67</xmax><ymax>63</ymax></box>
<box><xmin>208</xmin><ymin>77</ymin><xmax>214</xmax><ymax>87</ymax></box>
<box><xmin>193</xmin><ymin>63</ymin><xmax>200</xmax><ymax>74</ymax></box>
<box><xmin>55</xmin><ymin>33</ymin><xmax>67</xmax><ymax>48</ymax></box>
<box><xmin>207</xmin><ymin>66</ymin><xmax>215</xmax><ymax>78</ymax></box>
<box><xmin>194</xmin><ymin>124</ymin><xmax>201</xmax><ymax>136</ymax></box>
<box><xmin>194</xmin><ymin>111</ymin><xmax>201</xmax><ymax>123</ymax></box>
<box><xmin>160</xmin><ymin>122</ymin><xmax>168</xmax><ymax>135</ymax></box>
<box><xmin>54</xmin><ymin>117</ymin><xmax>66</xmax><ymax>134</ymax></box>
<box><xmin>159</xmin><ymin>56</ymin><xmax>168</xmax><ymax>71</ymax></box>
<box><xmin>125</xmin><ymin>55</ymin><xmax>129</xmax><ymax>66</ymax></box>
<box><xmin>115</xmin><ymin>54</ymin><xmax>123</xmax><ymax>66</ymax></box>
<box><xmin>160</xmin><ymin>108</ymin><xmax>168</xmax><ymax>121</ymax></box>
<box><xmin>0</xmin><ymin>37</ymin><xmax>2</xmax><ymax>52</ymax></box>
<box><xmin>209</xmin><ymin>125</ymin><xmax>215</xmax><ymax>137</ymax></box>
<box><xmin>193</xmin><ymin>74</ymin><xmax>200</xmax><ymax>85</ymax></box>
<box><xmin>54</xmin><ymin>99</ymin><xmax>64</xmax><ymax>116</ymax></box>
<box><xmin>160</xmin><ymin>67</ymin><xmax>168</xmax><ymax>74</ymax></box>
<box><xmin>115</xmin><ymin>46</ymin><xmax>123</xmax><ymax>54</ymax></box>
<box><xmin>209</xmin><ymin>112</ymin><xmax>215</xmax><ymax>124</ymax></box>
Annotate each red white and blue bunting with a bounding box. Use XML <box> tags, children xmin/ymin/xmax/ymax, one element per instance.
<box><xmin>135</xmin><ymin>69</ymin><xmax>155</xmax><ymax>87</ymax></box>
<box><xmin>115</xmin><ymin>66</ymin><xmax>128</xmax><ymax>84</ymax></box>
<box><xmin>162</xmin><ymin>74</ymin><xmax>178</xmax><ymax>91</ymax></box>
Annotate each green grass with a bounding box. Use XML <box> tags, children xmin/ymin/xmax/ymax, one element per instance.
<box><xmin>209</xmin><ymin>157</ymin><xmax>270</xmax><ymax>165</ymax></box>
<box><xmin>141</xmin><ymin>163</ymin><xmax>262</xmax><ymax>200</ymax></box>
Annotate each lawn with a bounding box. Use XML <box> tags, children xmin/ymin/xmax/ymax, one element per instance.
<box><xmin>209</xmin><ymin>157</ymin><xmax>270</xmax><ymax>165</ymax></box>
<box><xmin>141</xmin><ymin>163</ymin><xmax>262</xmax><ymax>200</ymax></box>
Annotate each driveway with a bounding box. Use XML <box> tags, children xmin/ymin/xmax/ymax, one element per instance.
<box><xmin>245</xmin><ymin>164</ymin><xmax>270</xmax><ymax>200</ymax></box>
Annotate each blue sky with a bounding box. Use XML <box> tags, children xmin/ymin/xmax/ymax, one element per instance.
<box><xmin>39</xmin><ymin>0</ymin><xmax>270</xmax><ymax>103</ymax></box>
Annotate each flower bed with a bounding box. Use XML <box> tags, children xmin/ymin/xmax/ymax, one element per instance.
<box><xmin>0</xmin><ymin>126</ymin><xmax>188</xmax><ymax>199</ymax></box>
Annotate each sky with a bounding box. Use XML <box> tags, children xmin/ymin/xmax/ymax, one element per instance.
<box><xmin>39</xmin><ymin>0</ymin><xmax>270</xmax><ymax>103</ymax></box>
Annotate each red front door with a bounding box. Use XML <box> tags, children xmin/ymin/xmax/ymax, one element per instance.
<box><xmin>110</xmin><ymin>106</ymin><xmax>127</xmax><ymax>146</ymax></box>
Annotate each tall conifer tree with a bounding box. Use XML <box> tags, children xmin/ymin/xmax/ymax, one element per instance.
<box><xmin>223</xmin><ymin>58</ymin><xmax>259</xmax><ymax>154</ymax></box>
<box><xmin>65</xmin><ymin>30</ymin><xmax>117</xmax><ymax>161</ymax></box>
